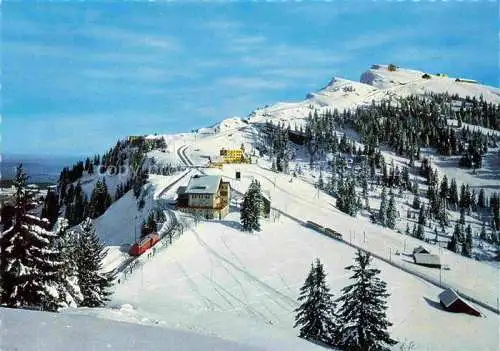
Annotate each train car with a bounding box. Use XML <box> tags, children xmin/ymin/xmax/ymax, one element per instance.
<box><xmin>306</xmin><ymin>220</ymin><xmax>324</xmax><ymax>233</ymax></box>
<box><xmin>324</xmin><ymin>228</ymin><xmax>342</xmax><ymax>240</ymax></box>
<box><xmin>129</xmin><ymin>232</ymin><xmax>160</xmax><ymax>256</ymax></box>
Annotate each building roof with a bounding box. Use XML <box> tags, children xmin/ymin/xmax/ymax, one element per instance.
<box><xmin>439</xmin><ymin>288</ymin><xmax>459</xmax><ymax>308</ymax></box>
<box><xmin>414</xmin><ymin>253</ymin><xmax>441</xmax><ymax>266</ymax></box>
<box><xmin>413</xmin><ymin>245</ymin><xmax>430</xmax><ymax>255</ymax></box>
<box><xmin>177</xmin><ymin>186</ymin><xmax>187</xmax><ymax>195</ymax></box>
<box><xmin>185</xmin><ymin>175</ymin><xmax>221</xmax><ymax>194</ymax></box>
<box><xmin>439</xmin><ymin>288</ymin><xmax>481</xmax><ymax>317</ymax></box>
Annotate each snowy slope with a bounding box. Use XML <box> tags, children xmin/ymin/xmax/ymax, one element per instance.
<box><xmin>108</xmin><ymin>211</ymin><xmax>498</xmax><ymax>351</ymax></box>
<box><xmin>0</xmin><ymin>307</ymin><xmax>261</xmax><ymax>351</ymax></box>
<box><xmin>93</xmin><ymin>172</ymin><xmax>190</xmax><ymax>272</ymax></box>
<box><xmin>361</xmin><ymin>64</ymin><xmax>500</xmax><ymax>102</ymax></box>
<box><xmin>248</xmin><ymin>64</ymin><xmax>500</xmax><ymax>131</ymax></box>
<box><xmin>214</xmin><ymin>163</ymin><xmax>499</xmax><ymax>309</ymax></box>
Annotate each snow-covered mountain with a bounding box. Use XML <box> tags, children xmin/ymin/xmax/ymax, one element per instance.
<box><xmin>248</xmin><ymin>64</ymin><xmax>500</xmax><ymax>129</ymax></box>
<box><xmin>3</xmin><ymin>64</ymin><xmax>499</xmax><ymax>351</ymax></box>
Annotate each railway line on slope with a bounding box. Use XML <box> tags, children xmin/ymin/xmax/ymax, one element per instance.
<box><xmin>111</xmin><ymin>167</ymin><xmax>192</xmax><ymax>277</ymax></box>
<box><xmin>177</xmin><ymin>145</ymin><xmax>499</xmax><ymax>315</ymax></box>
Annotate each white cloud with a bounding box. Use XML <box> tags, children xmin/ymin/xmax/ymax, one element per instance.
<box><xmin>216</xmin><ymin>77</ymin><xmax>287</xmax><ymax>90</ymax></box>
<box><xmin>82</xmin><ymin>25</ymin><xmax>181</xmax><ymax>52</ymax></box>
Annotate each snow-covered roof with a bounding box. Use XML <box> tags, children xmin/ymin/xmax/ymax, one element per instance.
<box><xmin>439</xmin><ymin>288</ymin><xmax>459</xmax><ymax>308</ymax></box>
<box><xmin>413</xmin><ymin>253</ymin><xmax>441</xmax><ymax>266</ymax></box>
<box><xmin>413</xmin><ymin>246</ymin><xmax>430</xmax><ymax>254</ymax></box>
<box><xmin>185</xmin><ymin>175</ymin><xmax>221</xmax><ymax>194</ymax></box>
<box><xmin>439</xmin><ymin>288</ymin><xmax>482</xmax><ymax>317</ymax></box>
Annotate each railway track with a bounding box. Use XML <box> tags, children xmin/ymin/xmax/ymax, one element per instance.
<box><xmin>110</xmin><ymin>170</ymin><xmax>190</xmax><ymax>277</ymax></box>
<box><xmin>177</xmin><ymin>145</ymin><xmax>194</xmax><ymax>166</ymax></box>
<box><xmin>171</xmin><ymin>144</ymin><xmax>500</xmax><ymax>315</ymax></box>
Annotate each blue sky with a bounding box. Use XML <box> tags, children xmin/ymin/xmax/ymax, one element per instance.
<box><xmin>3</xmin><ymin>1</ymin><xmax>498</xmax><ymax>156</ymax></box>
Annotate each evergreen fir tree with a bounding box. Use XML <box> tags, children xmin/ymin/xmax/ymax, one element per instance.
<box><xmin>240</xmin><ymin>180</ymin><xmax>263</xmax><ymax>232</ymax></box>
<box><xmin>459</xmin><ymin>208</ymin><xmax>466</xmax><ymax>225</ymax></box>
<box><xmin>417</xmin><ymin>206</ymin><xmax>426</xmax><ymax>227</ymax></box>
<box><xmin>53</xmin><ymin>218</ymin><xmax>83</xmax><ymax>307</ymax></box>
<box><xmin>337</xmin><ymin>177</ymin><xmax>359</xmax><ymax>217</ymax></box>
<box><xmin>72</xmin><ymin>182</ymin><xmax>86</xmax><ymax>226</ymax></box>
<box><xmin>478</xmin><ymin>188</ymin><xmax>486</xmax><ymax>209</ymax></box>
<box><xmin>449</xmin><ymin>178</ymin><xmax>459</xmax><ymax>209</ymax></box>
<box><xmin>416</xmin><ymin>223</ymin><xmax>425</xmax><ymax>241</ymax></box>
<box><xmin>386</xmin><ymin>191</ymin><xmax>397</xmax><ymax>229</ymax></box>
<box><xmin>412</xmin><ymin>195</ymin><xmax>421</xmax><ymax>210</ymax></box>
<box><xmin>75</xmin><ymin>218</ymin><xmax>114</xmax><ymax>307</ymax></box>
<box><xmin>88</xmin><ymin>179</ymin><xmax>112</xmax><ymax>219</ymax></box>
<box><xmin>0</xmin><ymin>165</ymin><xmax>69</xmax><ymax>311</ymax></box>
<box><xmin>335</xmin><ymin>250</ymin><xmax>396</xmax><ymax>351</ymax></box>
<box><xmin>439</xmin><ymin>175</ymin><xmax>449</xmax><ymax>201</ymax></box>
<box><xmin>448</xmin><ymin>224</ymin><xmax>460</xmax><ymax>253</ymax></box>
<box><xmin>480</xmin><ymin>222</ymin><xmax>488</xmax><ymax>241</ymax></box>
<box><xmin>379</xmin><ymin>187</ymin><xmax>388</xmax><ymax>226</ymax></box>
<box><xmin>462</xmin><ymin>225</ymin><xmax>473</xmax><ymax>258</ymax></box>
<box><xmin>294</xmin><ymin>259</ymin><xmax>337</xmax><ymax>345</ymax></box>
<box><xmin>41</xmin><ymin>190</ymin><xmax>60</xmax><ymax>229</ymax></box>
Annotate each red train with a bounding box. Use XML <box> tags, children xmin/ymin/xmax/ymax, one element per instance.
<box><xmin>129</xmin><ymin>233</ymin><xmax>160</xmax><ymax>256</ymax></box>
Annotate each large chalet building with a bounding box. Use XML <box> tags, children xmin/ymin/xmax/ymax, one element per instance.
<box><xmin>176</xmin><ymin>175</ymin><xmax>230</xmax><ymax>219</ymax></box>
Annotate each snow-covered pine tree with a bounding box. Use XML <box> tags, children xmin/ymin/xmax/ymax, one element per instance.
<box><xmin>412</xmin><ymin>195</ymin><xmax>420</xmax><ymax>210</ymax></box>
<box><xmin>336</xmin><ymin>176</ymin><xmax>359</xmax><ymax>217</ymax></box>
<box><xmin>71</xmin><ymin>181</ymin><xmax>86</xmax><ymax>226</ymax></box>
<box><xmin>240</xmin><ymin>180</ymin><xmax>263</xmax><ymax>232</ymax></box>
<box><xmin>479</xmin><ymin>222</ymin><xmax>488</xmax><ymax>241</ymax></box>
<box><xmin>448</xmin><ymin>224</ymin><xmax>460</xmax><ymax>253</ymax></box>
<box><xmin>386</xmin><ymin>190</ymin><xmax>397</xmax><ymax>229</ymax></box>
<box><xmin>462</xmin><ymin>225</ymin><xmax>473</xmax><ymax>258</ymax></box>
<box><xmin>379</xmin><ymin>187</ymin><xmax>388</xmax><ymax>226</ymax></box>
<box><xmin>41</xmin><ymin>189</ymin><xmax>60</xmax><ymax>229</ymax></box>
<box><xmin>294</xmin><ymin>258</ymin><xmax>336</xmax><ymax>346</ymax></box>
<box><xmin>75</xmin><ymin>218</ymin><xmax>113</xmax><ymax>307</ymax></box>
<box><xmin>335</xmin><ymin>250</ymin><xmax>397</xmax><ymax>351</ymax></box>
<box><xmin>0</xmin><ymin>165</ymin><xmax>67</xmax><ymax>311</ymax></box>
<box><xmin>459</xmin><ymin>208</ymin><xmax>466</xmax><ymax>225</ymax></box>
<box><xmin>53</xmin><ymin>218</ymin><xmax>83</xmax><ymax>307</ymax></box>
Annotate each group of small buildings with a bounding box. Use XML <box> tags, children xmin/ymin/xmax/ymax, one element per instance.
<box><xmin>410</xmin><ymin>246</ymin><xmax>482</xmax><ymax>317</ymax></box>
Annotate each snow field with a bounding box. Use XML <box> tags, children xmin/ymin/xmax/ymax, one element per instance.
<box><xmin>213</xmin><ymin>163</ymin><xmax>499</xmax><ymax>310</ymax></box>
<box><xmin>0</xmin><ymin>307</ymin><xmax>262</xmax><ymax>351</ymax></box>
<box><xmin>109</xmin><ymin>210</ymin><xmax>498</xmax><ymax>351</ymax></box>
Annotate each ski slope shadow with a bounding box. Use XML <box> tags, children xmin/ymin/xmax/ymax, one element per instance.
<box><xmin>201</xmin><ymin>273</ymin><xmax>279</xmax><ymax>324</ymax></box>
<box><xmin>192</xmin><ymin>229</ymin><xmax>297</xmax><ymax>310</ymax></box>
<box><xmin>423</xmin><ymin>296</ymin><xmax>446</xmax><ymax>312</ymax></box>
<box><xmin>175</xmin><ymin>261</ymin><xmax>224</xmax><ymax>312</ymax></box>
